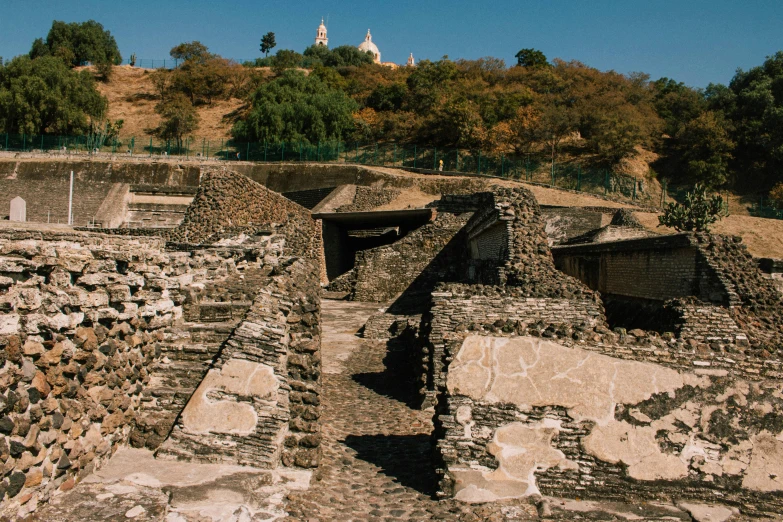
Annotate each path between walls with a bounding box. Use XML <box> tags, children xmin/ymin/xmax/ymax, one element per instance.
<box><xmin>33</xmin><ymin>300</ymin><xmax>739</xmax><ymax>521</ymax></box>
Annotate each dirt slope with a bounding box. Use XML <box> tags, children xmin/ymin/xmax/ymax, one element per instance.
<box><xmin>88</xmin><ymin>65</ymin><xmax>244</xmax><ymax>140</ymax></box>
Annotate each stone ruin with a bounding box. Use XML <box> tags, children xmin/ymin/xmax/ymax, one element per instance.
<box><xmin>0</xmin><ymin>169</ymin><xmax>322</xmax><ymax>516</ymax></box>
<box><xmin>0</xmin><ymin>165</ymin><xmax>783</xmax><ymax>518</ymax></box>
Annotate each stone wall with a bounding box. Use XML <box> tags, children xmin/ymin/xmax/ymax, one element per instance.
<box><xmin>0</xmin><ymin>224</ymin><xmax>322</xmax><ymax>517</ymax></box>
<box><xmin>336</xmin><ymin>187</ymin><xmax>401</xmax><ymax>213</ymax></box>
<box><xmin>352</xmin><ymin>213</ymin><xmax>469</xmax><ymax>305</ymax></box>
<box><xmin>0</xmin><ymin>160</ymin><xmax>199</xmax><ymax>226</ymax></box>
<box><xmin>0</xmin><ymin>230</ymin><xmax>189</xmax><ymax>514</ymax></box>
<box><xmin>541</xmin><ymin>206</ymin><xmax>607</xmax><ymax>245</ymax></box>
<box><xmin>281</xmin><ymin>187</ymin><xmax>336</xmax><ymax>210</ymax></box>
<box><xmin>158</xmin><ymin>257</ymin><xmax>322</xmax><ymax>469</ymax></box>
<box><xmin>166</xmin><ymin>168</ymin><xmax>319</xmax><ymax>258</ymax></box>
<box><xmin>434</xmin><ymin>330</ymin><xmax>783</xmax><ymax>516</ymax></box>
<box><xmin>420</xmin><ymin>191</ymin><xmax>783</xmax><ymax>516</ymax></box>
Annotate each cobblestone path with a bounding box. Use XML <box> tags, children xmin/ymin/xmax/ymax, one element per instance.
<box><xmin>283</xmin><ymin>300</ymin><xmax>537</xmax><ymax>522</ymax></box>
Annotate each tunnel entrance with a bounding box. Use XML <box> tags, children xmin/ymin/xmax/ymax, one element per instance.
<box><xmin>314</xmin><ymin>209</ymin><xmax>435</xmax><ymax>281</ymax></box>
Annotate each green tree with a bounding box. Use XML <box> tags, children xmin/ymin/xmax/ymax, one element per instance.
<box><xmin>232</xmin><ymin>69</ymin><xmax>357</xmax><ymax>144</ymax></box>
<box><xmin>154</xmin><ymin>93</ymin><xmax>199</xmax><ymax>149</ymax></box>
<box><xmin>29</xmin><ymin>20</ymin><xmax>121</xmax><ymax>67</ymax></box>
<box><xmin>0</xmin><ymin>55</ymin><xmax>107</xmax><ymax>135</ymax></box>
<box><xmin>302</xmin><ymin>44</ymin><xmax>331</xmax><ymax>67</ymax></box>
<box><xmin>325</xmin><ymin>45</ymin><xmax>375</xmax><ymax>67</ymax></box>
<box><xmin>673</xmin><ymin>111</ymin><xmax>735</xmax><ymax>187</ymax></box>
<box><xmin>515</xmin><ymin>48</ymin><xmax>549</xmax><ymax>68</ymax></box>
<box><xmin>366</xmin><ymin>83</ymin><xmax>407</xmax><ymax>111</ymax></box>
<box><xmin>652</xmin><ymin>77</ymin><xmax>706</xmax><ymax>137</ymax></box>
<box><xmin>271</xmin><ymin>49</ymin><xmax>302</xmax><ymax>74</ymax></box>
<box><xmin>658</xmin><ymin>184</ymin><xmax>728</xmax><ymax>232</ymax></box>
<box><xmin>95</xmin><ymin>60</ymin><xmax>113</xmax><ymax>82</ymax></box>
<box><xmin>711</xmin><ymin>51</ymin><xmax>783</xmax><ymax>191</ymax></box>
<box><xmin>260</xmin><ymin>32</ymin><xmax>277</xmax><ymax>57</ymax></box>
<box><xmin>406</xmin><ymin>58</ymin><xmax>458</xmax><ymax>113</ymax></box>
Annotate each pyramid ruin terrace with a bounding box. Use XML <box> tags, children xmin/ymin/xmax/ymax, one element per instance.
<box><xmin>0</xmin><ymin>158</ymin><xmax>782</xmax><ymax>520</ymax></box>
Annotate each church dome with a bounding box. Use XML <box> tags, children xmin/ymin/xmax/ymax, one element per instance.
<box><xmin>358</xmin><ymin>29</ymin><xmax>381</xmax><ymax>63</ymax></box>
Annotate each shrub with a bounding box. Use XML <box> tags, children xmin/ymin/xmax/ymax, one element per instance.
<box><xmin>658</xmin><ymin>184</ymin><xmax>728</xmax><ymax>232</ymax></box>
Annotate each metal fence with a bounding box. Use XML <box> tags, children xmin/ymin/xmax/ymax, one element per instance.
<box><xmin>750</xmin><ymin>197</ymin><xmax>783</xmax><ymax>219</ymax></box>
<box><xmin>0</xmin><ymin>132</ymin><xmax>731</xmax><ymax>210</ymax></box>
<box><xmin>120</xmin><ymin>58</ymin><xmax>251</xmax><ymax>69</ymax></box>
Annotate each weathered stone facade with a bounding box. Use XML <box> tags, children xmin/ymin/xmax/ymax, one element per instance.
<box><xmin>415</xmin><ymin>187</ymin><xmax>783</xmax><ymax>517</ymax></box>
<box><xmin>0</xmin><ymin>170</ymin><xmax>324</xmax><ymax>517</ymax></box>
<box><xmin>0</xmin><ymin>230</ymin><xmax>186</xmax><ymax>513</ymax></box>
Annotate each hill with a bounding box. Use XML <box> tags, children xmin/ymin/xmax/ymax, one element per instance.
<box><xmin>88</xmin><ymin>65</ymin><xmax>245</xmax><ymax>140</ymax></box>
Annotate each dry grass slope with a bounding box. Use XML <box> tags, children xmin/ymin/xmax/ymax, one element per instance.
<box><xmin>86</xmin><ymin>65</ymin><xmax>245</xmax><ymax>140</ymax></box>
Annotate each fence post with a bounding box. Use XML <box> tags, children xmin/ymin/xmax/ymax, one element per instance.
<box><xmin>604</xmin><ymin>171</ymin><xmax>609</xmax><ymax>195</ymax></box>
<box><xmin>40</xmin><ymin>135</ymin><xmax>44</xmax><ymax>152</ymax></box>
<box><xmin>661</xmin><ymin>179</ymin><xmax>666</xmax><ymax>207</ymax></box>
<box><xmin>149</xmin><ymin>138</ymin><xmax>153</xmax><ymax>157</ymax></box>
<box><xmin>456</xmin><ymin>150</ymin><xmax>460</xmax><ymax>172</ymax></box>
<box><xmin>633</xmin><ymin>176</ymin><xmax>637</xmax><ymax>200</ymax></box>
<box><xmin>206</xmin><ymin>140</ymin><xmax>210</xmax><ymax>159</ymax></box>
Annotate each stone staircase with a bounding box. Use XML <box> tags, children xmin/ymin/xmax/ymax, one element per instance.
<box><xmin>131</xmin><ymin>302</ymin><xmax>251</xmax><ymax>450</ymax></box>
<box><xmin>122</xmin><ymin>185</ymin><xmax>195</xmax><ymax>229</ymax></box>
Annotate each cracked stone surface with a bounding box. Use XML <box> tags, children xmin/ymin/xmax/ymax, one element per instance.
<box><xmin>32</xmin><ymin>447</ymin><xmax>310</xmax><ymax>521</ymax></box>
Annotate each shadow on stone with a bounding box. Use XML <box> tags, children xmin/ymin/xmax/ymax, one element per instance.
<box><xmin>352</xmin><ymin>337</ymin><xmax>420</xmax><ymax>409</ymax></box>
<box><xmin>343</xmin><ymin>434</ymin><xmax>438</xmax><ymax>497</ymax></box>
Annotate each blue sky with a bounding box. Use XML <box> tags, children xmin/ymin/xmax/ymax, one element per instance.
<box><xmin>1</xmin><ymin>0</ymin><xmax>781</xmax><ymax>88</ymax></box>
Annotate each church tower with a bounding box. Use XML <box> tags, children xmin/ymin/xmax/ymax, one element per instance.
<box><xmin>407</xmin><ymin>53</ymin><xmax>415</xmax><ymax>67</ymax></box>
<box><xmin>315</xmin><ymin>18</ymin><xmax>328</xmax><ymax>47</ymax></box>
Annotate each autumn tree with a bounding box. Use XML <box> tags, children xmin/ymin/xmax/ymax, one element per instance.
<box><xmin>170</xmin><ymin>41</ymin><xmax>210</xmax><ymax>63</ymax></box>
<box><xmin>166</xmin><ymin>42</ymin><xmax>246</xmax><ymax>105</ymax></box>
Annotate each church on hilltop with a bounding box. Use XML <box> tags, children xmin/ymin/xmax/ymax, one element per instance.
<box><xmin>314</xmin><ymin>19</ymin><xmax>414</xmax><ymax>68</ymax></box>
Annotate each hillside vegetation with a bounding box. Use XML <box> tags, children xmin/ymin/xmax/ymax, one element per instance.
<box><xmin>2</xmin><ymin>19</ymin><xmax>783</xmax><ymax>201</ymax></box>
